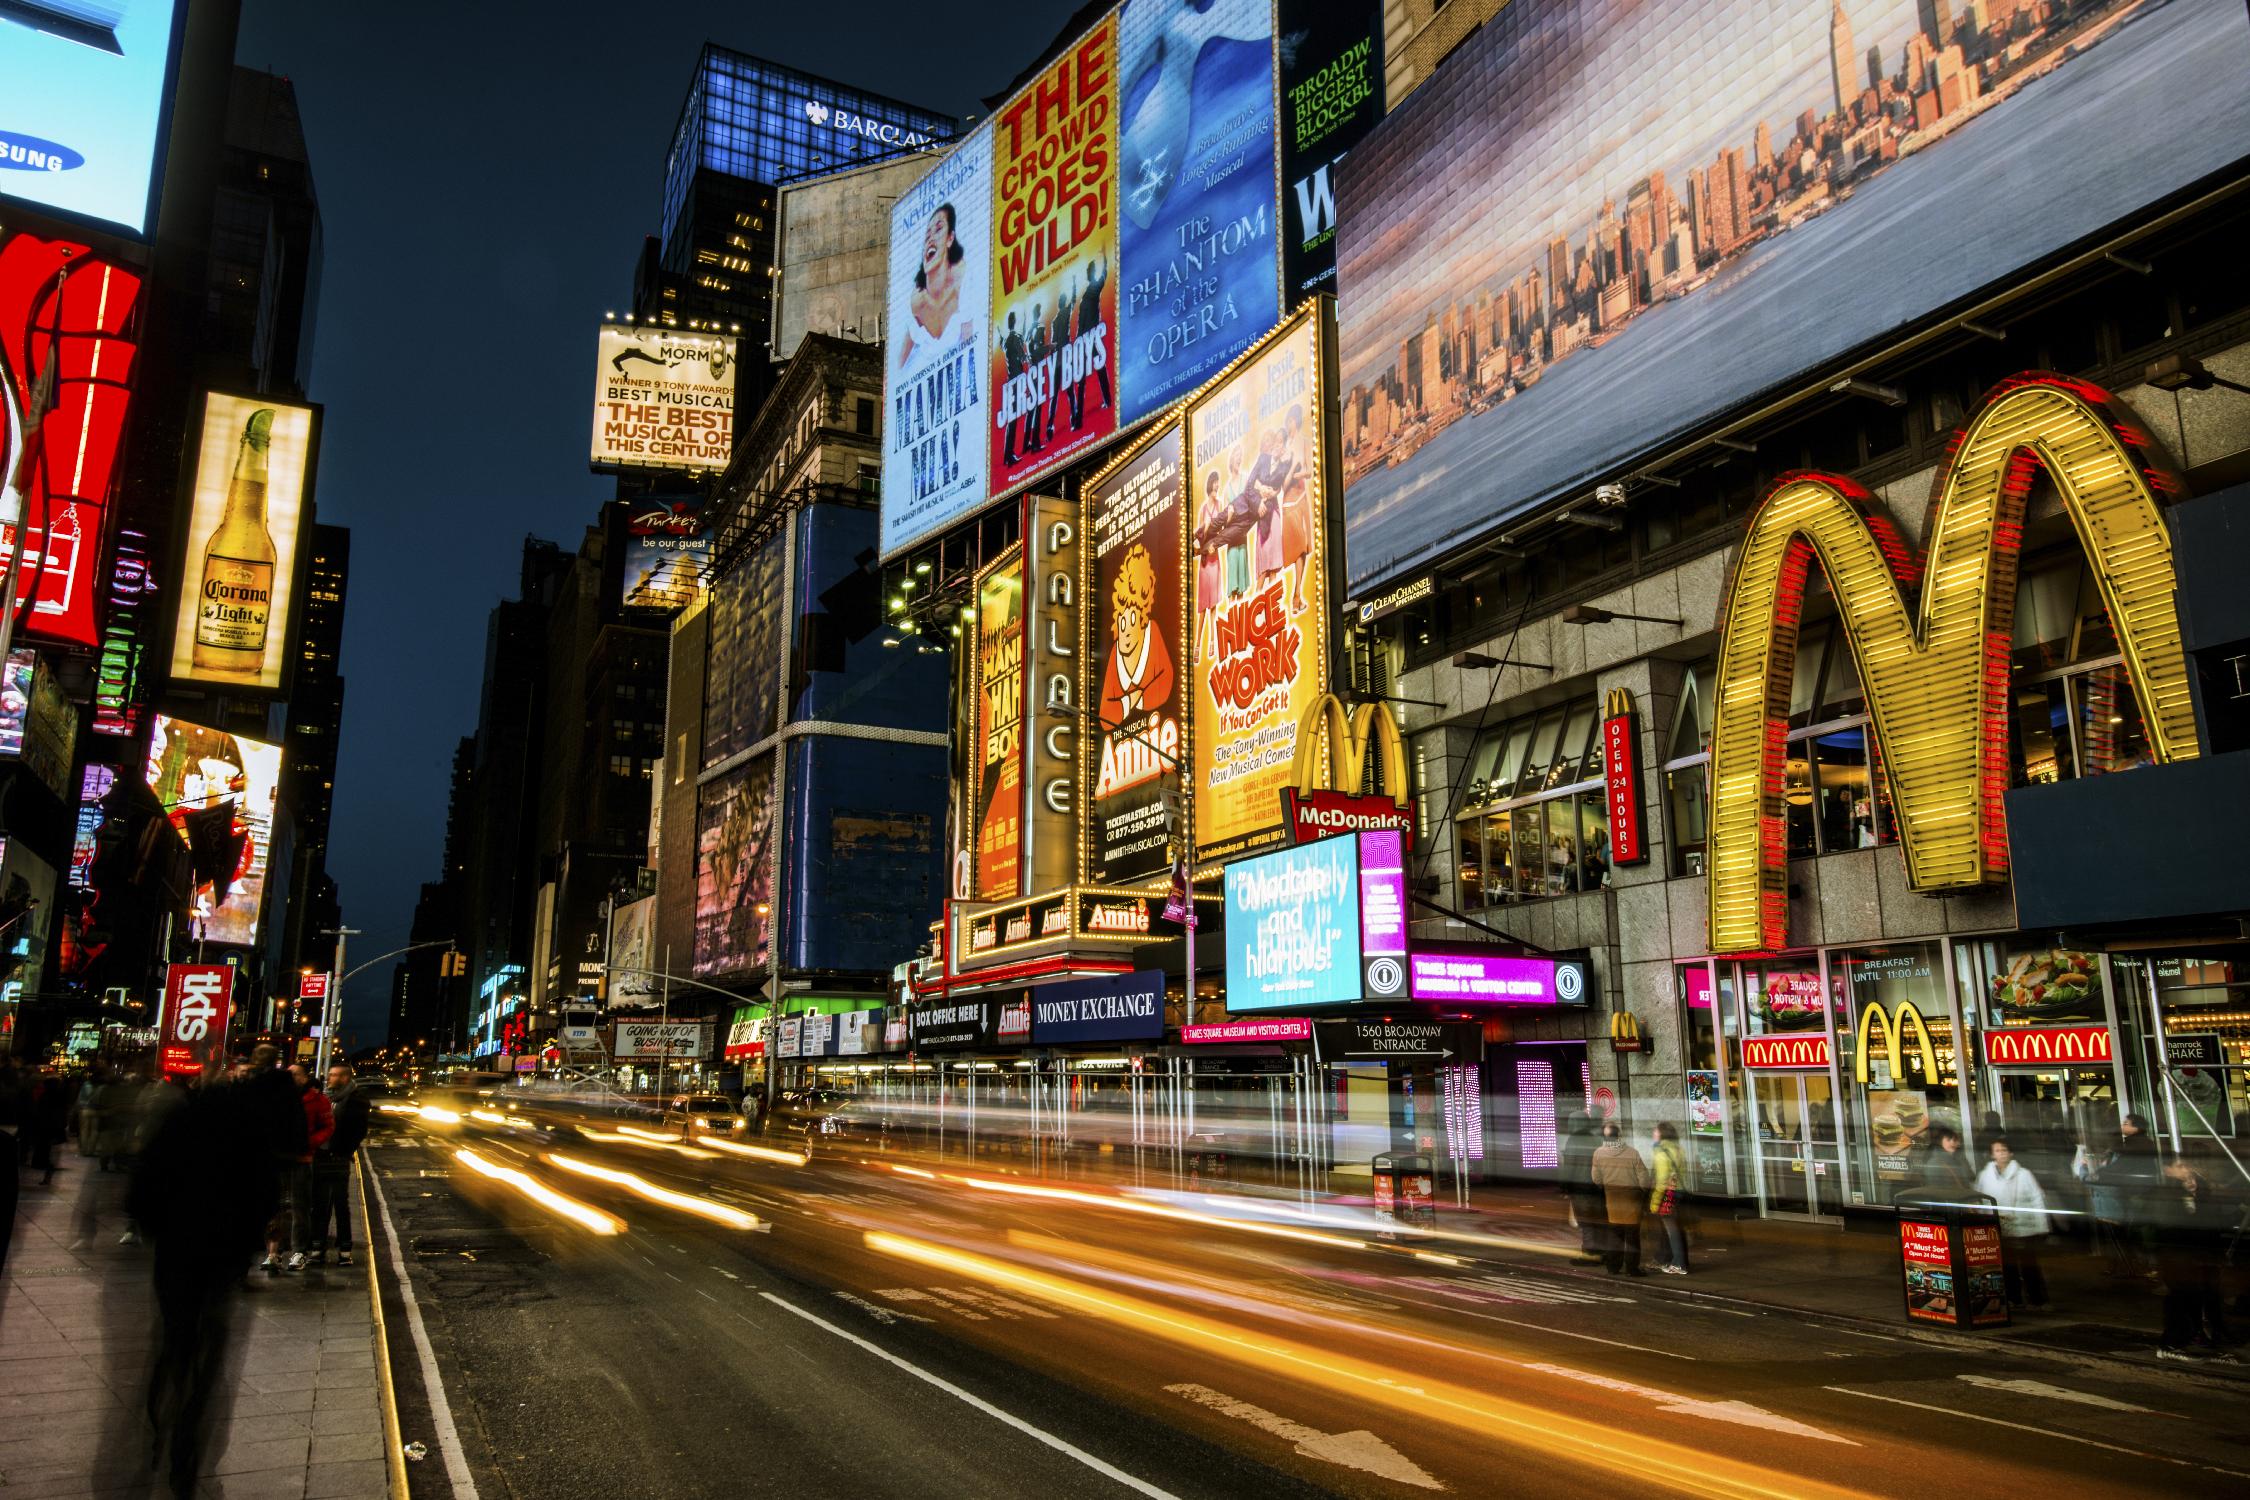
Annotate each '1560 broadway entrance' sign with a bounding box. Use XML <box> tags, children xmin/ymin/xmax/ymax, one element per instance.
<box><xmin>1707</xmin><ymin>375</ymin><xmax>2201</xmax><ymax>954</ymax></box>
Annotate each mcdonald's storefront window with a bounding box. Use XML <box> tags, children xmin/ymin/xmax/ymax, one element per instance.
<box><xmin>1454</xmin><ymin>700</ymin><xmax>1606</xmax><ymax>907</ymax></box>
<box><xmin>1833</xmin><ymin>943</ymin><xmax>1959</xmax><ymax>1208</ymax></box>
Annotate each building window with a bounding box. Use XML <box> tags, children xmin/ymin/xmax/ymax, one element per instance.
<box><xmin>2007</xmin><ymin>550</ymin><xmax>2152</xmax><ymax>785</ymax></box>
<box><xmin>609</xmin><ymin>754</ymin><xmax>633</xmax><ymax>777</ymax></box>
<box><xmin>1454</xmin><ymin>700</ymin><xmax>1605</xmax><ymax>907</ymax></box>
<box><xmin>854</xmin><ymin>396</ymin><xmax>876</xmax><ymax>435</ymax></box>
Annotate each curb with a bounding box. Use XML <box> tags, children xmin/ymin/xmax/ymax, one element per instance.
<box><xmin>357</xmin><ymin>1154</ymin><xmax>414</xmax><ymax>1499</ymax></box>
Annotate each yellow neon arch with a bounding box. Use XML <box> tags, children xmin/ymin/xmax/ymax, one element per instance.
<box><xmin>1708</xmin><ymin>375</ymin><xmax>2200</xmax><ymax>955</ymax></box>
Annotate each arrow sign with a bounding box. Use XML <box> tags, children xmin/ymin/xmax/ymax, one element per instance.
<box><xmin>1167</xmin><ymin>1383</ymin><xmax>1444</xmax><ymax>1490</ymax></box>
<box><xmin>1318</xmin><ymin>1020</ymin><xmax>1482</xmax><ymax>1062</ymax></box>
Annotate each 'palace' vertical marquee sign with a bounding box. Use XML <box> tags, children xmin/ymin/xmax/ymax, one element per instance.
<box><xmin>1706</xmin><ymin>374</ymin><xmax>2201</xmax><ymax>955</ymax></box>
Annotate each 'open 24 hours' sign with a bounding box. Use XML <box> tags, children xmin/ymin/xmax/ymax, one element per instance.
<box><xmin>1601</xmin><ymin>688</ymin><xmax>1647</xmax><ymax>866</ymax></box>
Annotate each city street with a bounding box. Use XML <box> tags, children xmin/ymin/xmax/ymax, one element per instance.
<box><xmin>360</xmin><ymin>1112</ymin><xmax>2250</xmax><ymax>1499</ymax></box>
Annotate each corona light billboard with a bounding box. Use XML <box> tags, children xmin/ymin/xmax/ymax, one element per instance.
<box><xmin>145</xmin><ymin>715</ymin><xmax>282</xmax><ymax>948</ymax></box>
<box><xmin>1706</xmin><ymin>375</ymin><xmax>2200</xmax><ymax>955</ymax></box>
<box><xmin>168</xmin><ymin>394</ymin><xmax>316</xmax><ymax>694</ymax></box>
<box><xmin>1189</xmin><ymin>306</ymin><xmax>1331</xmax><ymax>865</ymax></box>
<box><xmin>1085</xmin><ymin>424</ymin><xmax>1185</xmax><ymax>886</ymax></box>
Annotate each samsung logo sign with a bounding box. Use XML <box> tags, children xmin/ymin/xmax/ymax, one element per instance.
<box><xmin>0</xmin><ymin>132</ymin><xmax>84</xmax><ymax>173</ymax></box>
<box><xmin>800</xmin><ymin>99</ymin><xmax>940</xmax><ymax>151</ymax></box>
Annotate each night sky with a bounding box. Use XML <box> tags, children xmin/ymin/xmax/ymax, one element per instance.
<box><xmin>230</xmin><ymin>1</ymin><xmax>1087</xmax><ymax>1043</ymax></box>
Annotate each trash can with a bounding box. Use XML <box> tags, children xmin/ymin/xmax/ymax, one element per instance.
<box><xmin>1372</xmin><ymin>1151</ymin><xmax>1436</xmax><ymax>1229</ymax></box>
<box><xmin>1898</xmin><ymin>1202</ymin><xmax>2008</xmax><ymax>1329</ymax></box>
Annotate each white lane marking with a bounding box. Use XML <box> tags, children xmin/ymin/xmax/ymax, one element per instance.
<box><xmin>1955</xmin><ymin>1374</ymin><xmax>2162</xmax><ymax>1415</ymax></box>
<box><xmin>1533</xmin><ymin>1364</ymin><xmax>1857</xmax><ymax>1446</ymax></box>
<box><xmin>835</xmin><ymin>1290</ymin><xmax>936</xmax><ymax>1325</ymax></box>
<box><xmin>759</xmin><ymin>1292</ymin><xmax>1181</xmax><ymax>1499</ymax></box>
<box><xmin>1166</xmin><ymin>1383</ymin><xmax>1443</xmax><ymax>1491</ymax></box>
<box><xmin>1381</xmin><ymin>1289</ymin><xmax>1696</xmax><ymax>1360</ymax></box>
<box><xmin>367</xmin><ymin>1166</ymin><xmax>481</xmax><ymax>1499</ymax></box>
<box><xmin>1823</xmin><ymin>1387</ymin><xmax>2250</xmax><ymax>1478</ymax></box>
<box><xmin>712</xmin><ymin>1267</ymin><xmax>740</xmax><ymax>1281</ymax></box>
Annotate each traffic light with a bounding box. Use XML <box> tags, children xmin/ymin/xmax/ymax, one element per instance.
<box><xmin>440</xmin><ymin>950</ymin><xmax>466</xmax><ymax>979</ymax></box>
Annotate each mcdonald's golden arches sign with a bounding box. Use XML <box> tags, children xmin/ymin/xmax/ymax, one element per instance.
<box><xmin>1282</xmin><ymin>693</ymin><xmax>1415</xmax><ymax>848</ymax></box>
<box><xmin>1708</xmin><ymin>374</ymin><xmax>2201</xmax><ymax>955</ymax></box>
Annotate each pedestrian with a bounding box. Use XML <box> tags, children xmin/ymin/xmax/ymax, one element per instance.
<box><xmin>1975</xmin><ymin>1135</ymin><xmax>2053</xmax><ymax>1310</ymax></box>
<box><xmin>274</xmin><ymin>1062</ymin><xmax>334</xmax><ymax>1272</ymax></box>
<box><xmin>134</xmin><ymin>1066</ymin><xmax>270</xmax><ymax>1496</ymax></box>
<box><xmin>1558</xmin><ymin>1114</ymin><xmax>1604</xmax><ymax>1264</ymax></box>
<box><xmin>239</xmin><ymin>1046</ymin><xmax>306</xmax><ymax>1275</ymax></box>
<box><xmin>1648</xmin><ymin>1121</ymin><xmax>1689</xmax><ymax>1275</ymax></box>
<box><xmin>1914</xmin><ymin>1124</ymin><xmax>1980</xmax><ymax>1204</ymax></box>
<box><xmin>1590</xmin><ymin>1118</ymin><xmax>1653</xmax><ymax>1276</ymax></box>
<box><xmin>311</xmin><ymin>1060</ymin><xmax>369</xmax><ymax>1266</ymax></box>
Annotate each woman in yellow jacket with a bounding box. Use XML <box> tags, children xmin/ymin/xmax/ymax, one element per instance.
<box><xmin>1648</xmin><ymin>1121</ymin><xmax>1689</xmax><ymax>1275</ymax></box>
<box><xmin>1588</xmin><ymin>1120</ymin><xmax>1652</xmax><ymax>1276</ymax></box>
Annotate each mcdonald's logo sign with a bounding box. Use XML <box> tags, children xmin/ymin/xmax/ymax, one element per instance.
<box><xmin>1741</xmin><ymin>1034</ymin><xmax>1832</xmax><ymax>1071</ymax></box>
<box><xmin>1983</xmin><ymin>1024</ymin><xmax>2112</xmax><ymax>1068</ymax></box>
<box><xmin>1708</xmin><ymin>375</ymin><xmax>2202</xmax><ymax>954</ymax></box>
<box><xmin>1854</xmin><ymin>1001</ymin><xmax>1939</xmax><ymax>1086</ymax></box>
<box><xmin>1282</xmin><ymin>694</ymin><xmax>1416</xmax><ymax>849</ymax></box>
<box><xmin>1609</xmin><ymin>1011</ymin><xmax>1644</xmax><ymax>1054</ymax></box>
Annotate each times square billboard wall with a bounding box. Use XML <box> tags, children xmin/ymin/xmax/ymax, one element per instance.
<box><xmin>1334</xmin><ymin>0</ymin><xmax>2250</xmax><ymax>595</ymax></box>
<box><xmin>590</xmin><ymin>326</ymin><xmax>738</xmax><ymax>472</ymax></box>
<box><xmin>879</xmin><ymin>0</ymin><xmax>1291</xmax><ymax>560</ymax></box>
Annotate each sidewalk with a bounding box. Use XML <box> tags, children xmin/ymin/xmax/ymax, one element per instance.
<box><xmin>0</xmin><ymin>1159</ymin><xmax>396</xmax><ymax>1498</ymax></box>
<box><xmin>1393</xmin><ymin>1177</ymin><xmax>2250</xmax><ymax>1374</ymax></box>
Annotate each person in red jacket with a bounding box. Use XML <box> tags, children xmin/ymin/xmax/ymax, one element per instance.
<box><xmin>265</xmin><ymin>1062</ymin><xmax>333</xmax><ymax>1274</ymax></box>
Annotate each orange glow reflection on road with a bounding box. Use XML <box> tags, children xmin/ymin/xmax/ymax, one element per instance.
<box><xmin>956</xmin><ymin>1176</ymin><xmax>1368</xmax><ymax>1252</ymax></box>
<box><xmin>697</xmin><ymin>1137</ymin><xmax>809</xmax><ymax>1167</ymax></box>
<box><xmin>572</xmin><ymin>1127</ymin><xmax>720</xmax><ymax>1160</ymax></box>
<box><xmin>416</xmin><ymin>1105</ymin><xmax>462</xmax><ymax>1125</ymax></box>
<box><xmin>545</xmin><ymin>1153</ymin><xmax>762</xmax><ymax>1230</ymax></box>
<box><xmin>862</xmin><ymin>1231</ymin><xmax>1867</xmax><ymax>1500</ymax></box>
<box><xmin>452</xmin><ymin>1148</ymin><xmax>623</xmax><ymax>1235</ymax></box>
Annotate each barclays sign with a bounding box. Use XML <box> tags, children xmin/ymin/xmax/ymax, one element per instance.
<box><xmin>801</xmin><ymin>99</ymin><xmax>941</xmax><ymax>152</ymax></box>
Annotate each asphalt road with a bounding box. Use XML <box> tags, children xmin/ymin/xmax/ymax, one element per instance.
<box><xmin>357</xmin><ymin>1109</ymin><xmax>2250</xmax><ymax>1500</ymax></box>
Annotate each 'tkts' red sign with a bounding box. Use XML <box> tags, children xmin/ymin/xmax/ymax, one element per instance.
<box><xmin>1601</xmin><ymin>705</ymin><xmax>1646</xmax><ymax>866</ymax></box>
<box><xmin>160</xmin><ymin>963</ymin><xmax>233</xmax><ymax>1078</ymax></box>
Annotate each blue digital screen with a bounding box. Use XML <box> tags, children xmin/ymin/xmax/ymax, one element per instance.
<box><xmin>1223</xmin><ymin>837</ymin><xmax>1361</xmax><ymax>1012</ymax></box>
<box><xmin>0</xmin><ymin>2</ymin><xmax>184</xmax><ymax>237</ymax></box>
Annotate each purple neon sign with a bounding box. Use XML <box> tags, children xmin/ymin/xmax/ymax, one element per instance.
<box><xmin>1408</xmin><ymin>950</ymin><xmax>1588</xmax><ymax>1005</ymax></box>
<box><xmin>1357</xmin><ymin>829</ymin><xmax>1407</xmax><ymax>957</ymax></box>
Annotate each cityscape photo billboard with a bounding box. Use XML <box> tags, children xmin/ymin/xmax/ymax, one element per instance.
<box><xmin>590</xmin><ymin>326</ymin><xmax>737</xmax><ymax>471</ymax></box>
<box><xmin>1086</xmin><ymin>426</ymin><xmax>1185</xmax><ymax>886</ymax></box>
<box><xmin>168</xmin><ymin>394</ymin><xmax>315</xmax><ymax>693</ymax></box>
<box><xmin>1115</xmin><ymin>0</ymin><xmax>1281</xmax><ymax>424</ymax></box>
<box><xmin>1188</xmin><ymin>309</ymin><xmax>1329</xmax><ymax>865</ymax></box>
<box><xmin>0</xmin><ymin>1</ymin><xmax>184</xmax><ymax>237</ymax></box>
<box><xmin>1334</xmin><ymin>0</ymin><xmax>2250</xmax><ymax>594</ymax></box>
<box><xmin>145</xmin><ymin>715</ymin><xmax>282</xmax><ymax>948</ymax></box>
<box><xmin>881</xmin><ymin>130</ymin><xmax>992</xmax><ymax>558</ymax></box>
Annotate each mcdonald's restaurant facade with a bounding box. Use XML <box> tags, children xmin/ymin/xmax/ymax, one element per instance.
<box><xmin>1358</xmin><ymin>197</ymin><xmax>2250</xmax><ymax>1223</ymax></box>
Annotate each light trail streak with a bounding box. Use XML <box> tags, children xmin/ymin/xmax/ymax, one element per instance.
<box><xmin>417</xmin><ymin>1105</ymin><xmax>462</xmax><ymax>1124</ymax></box>
<box><xmin>696</xmin><ymin>1137</ymin><xmax>809</xmax><ymax>1167</ymax></box>
<box><xmin>468</xmin><ymin>1110</ymin><xmax>507</xmax><ymax>1125</ymax></box>
<box><xmin>956</xmin><ymin>1176</ymin><xmax>1370</xmax><ymax>1252</ymax></box>
<box><xmin>863</xmin><ymin>1231</ymin><xmax>1872</xmax><ymax>1500</ymax></box>
<box><xmin>569</xmin><ymin>1126</ymin><xmax>719</xmax><ymax>1160</ymax></box>
<box><xmin>452</xmin><ymin>1148</ymin><xmax>623</xmax><ymax>1235</ymax></box>
<box><xmin>546</xmin><ymin>1153</ymin><xmax>762</xmax><ymax>1231</ymax></box>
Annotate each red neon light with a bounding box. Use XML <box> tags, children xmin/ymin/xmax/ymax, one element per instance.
<box><xmin>1600</xmin><ymin>710</ymin><xmax>1645</xmax><ymax>866</ymax></box>
<box><xmin>1740</xmin><ymin>1033</ymin><xmax>1832</xmax><ymax>1071</ymax></box>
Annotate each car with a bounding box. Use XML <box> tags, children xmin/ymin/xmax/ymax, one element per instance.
<box><xmin>768</xmin><ymin>1088</ymin><xmax>857</xmax><ymax>1142</ymax></box>
<box><xmin>662</xmin><ymin>1093</ymin><xmax>746</xmax><ymax>1136</ymax></box>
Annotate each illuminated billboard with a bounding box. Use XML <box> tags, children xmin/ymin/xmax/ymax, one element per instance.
<box><xmin>590</xmin><ymin>326</ymin><xmax>737</xmax><ymax>472</ymax></box>
<box><xmin>1335</xmin><ymin>0</ymin><xmax>2250</xmax><ymax>594</ymax></box>
<box><xmin>1222</xmin><ymin>828</ymin><xmax>1408</xmax><ymax>1012</ymax></box>
<box><xmin>168</xmin><ymin>394</ymin><xmax>315</xmax><ymax>694</ymax></box>
<box><xmin>990</xmin><ymin>16</ymin><xmax>1121</xmax><ymax>496</ymax></box>
<box><xmin>1</xmin><ymin>231</ymin><xmax>142</xmax><ymax>649</ymax></box>
<box><xmin>693</xmin><ymin>754</ymin><xmax>775</xmax><ymax>979</ymax></box>
<box><xmin>972</xmin><ymin>551</ymin><xmax>1024</xmax><ymax>898</ymax></box>
<box><xmin>881</xmin><ymin>131</ymin><xmax>992</xmax><ymax>559</ymax></box>
<box><xmin>1115</xmin><ymin>0</ymin><xmax>1280</xmax><ymax>423</ymax></box>
<box><xmin>0</xmin><ymin>1</ymin><xmax>184</xmax><ymax>237</ymax></box>
<box><xmin>1086</xmin><ymin>426</ymin><xmax>1185</xmax><ymax>886</ymax></box>
<box><xmin>1188</xmin><ymin>308</ymin><xmax>1329</xmax><ymax>865</ymax></box>
<box><xmin>1277</xmin><ymin>0</ymin><xmax>1383</xmax><ymax>299</ymax></box>
<box><xmin>702</xmin><ymin>528</ymin><xmax>784</xmax><ymax>768</ymax></box>
<box><xmin>620</xmin><ymin>497</ymin><xmax>710</xmax><ymax>612</ymax></box>
<box><xmin>145</xmin><ymin>715</ymin><xmax>282</xmax><ymax>948</ymax></box>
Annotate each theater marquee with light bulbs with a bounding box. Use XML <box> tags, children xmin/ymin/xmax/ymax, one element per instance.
<box><xmin>1706</xmin><ymin>374</ymin><xmax>2203</xmax><ymax>956</ymax></box>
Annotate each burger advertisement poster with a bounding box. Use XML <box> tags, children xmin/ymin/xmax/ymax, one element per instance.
<box><xmin>882</xmin><ymin>130</ymin><xmax>992</xmax><ymax>558</ymax></box>
<box><xmin>989</xmin><ymin>16</ymin><xmax>1120</xmax><ymax>495</ymax></box>
<box><xmin>1086</xmin><ymin>426</ymin><xmax>1184</xmax><ymax>885</ymax></box>
<box><xmin>1189</xmin><ymin>310</ymin><xmax>1327</xmax><ymax>864</ymax></box>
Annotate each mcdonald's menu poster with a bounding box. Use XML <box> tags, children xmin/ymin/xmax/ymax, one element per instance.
<box><xmin>1190</xmin><ymin>314</ymin><xmax>1326</xmax><ymax>864</ymax></box>
<box><xmin>1088</xmin><ymin>431</ymin><xmax>1184</xmax><ymax>885</ymax></box>
<box><xmin>1277</xmin><ymin>0</ymin><xmax>1383</xmax><ymax>299</ymax></box>
<box><xmin>1115</xmin><ymin>0</ymin><xmax>1280</xmax><ymax>426</ymax></box>
<box><xmin>693</xmin><ymin>755</ymin><xmax>775</xmax><ymax>979</ymax></box>
<box><xmin>1962</xmin><ymin>1223</ymin><xmax>2008</xmax><ymax>1326</ymax></box>
<box><xmin>882</xmin><ymin>131</ymin><xmax>992</xmax><ymax>558</ymax></box>
<box><xmin>974</xmin><ymin>557</ymin><xmax>1025</xmax><ymax>899</ymax></box>
<box><xmin>1867</xmin><ymin>1089</ymin><xmax>1931</xmax><ymax>1179</ymax></box>
<box><xmin>145</xmin><ymin>715</ymin><xmax>281</xmax><ymax>948</ymax></box>
<box><xmin>590</xmin><ymin>326</ymin><xmax>737</xmax><ymax>471</ymax></box>
<box><xmin>1686</xmin><ymin>1071</ymin><xmax>1723</xmax><ymax>1138</ymax></box>
<box><xmin>1334</xmin><ymin>0</ymin><xmax>2250</xmax><ymax>596</ymax></box>
<box><xmin>170</xmin><ymin>394</ymin><xmax>314</xmax><ymax>693</ymax></box>
<box><xmin>990</xmin><ymin>15</ymin><xmax>1119</xmax><ymax>493</ymax></box>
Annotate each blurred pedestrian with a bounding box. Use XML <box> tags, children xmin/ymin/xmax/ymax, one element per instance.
<box><xmin>311</xmin><ymin>1061</ymin><xmax>368</xmax><ymax>1266</ymax></box>
<box><xmin>1976</xmin><ymin>1135</ymin><xmax>2053</xmax><ymax>1310</ymax></box>
<box><xmin>1558</xmin><ymin>1114</ymin><xmax>1604</xmax><ymax>1264</ymax></box>
<box><xmin>1648</xmin><ymin>1121</ymin><xmax>1689</xmax><ymax>1275</ymax></box>
<box><xmin>273</xmin><ymin>1062</ymin><xmax>334</xmax><ymax>1273</ymax></box>
<box><xmin>25</xmin><ymin>1067</ymin><xmax>72</xmax><ymax>1184</ymax></box>
<box><xmin>238</xmin><ymin>1046</ymin><xmax>306</xmax><ymax>1276</ymax></box>
<box><xmin>1590</xmin><ymin>1119</ymin><xmax>1652</xmax><ymax>1276</ymax></box>
<box><xmin>1915</xmin><ymin>1125</ymin><xmax>1980</xmax><ymax>1204</ymax></box>
<box><xmin>134</xmin><ymin>1067</ymin><xmax>269</xmax><ymax>1496</ymax></box>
